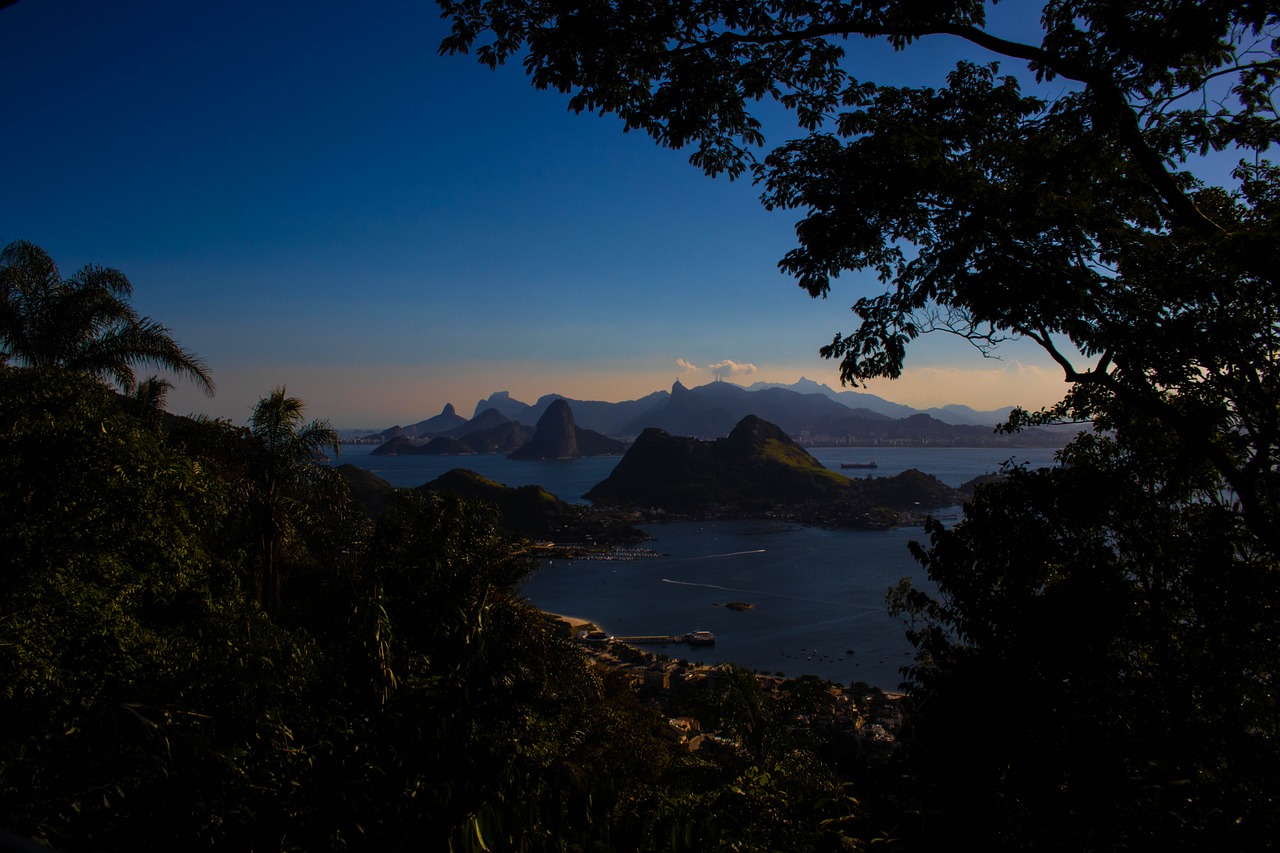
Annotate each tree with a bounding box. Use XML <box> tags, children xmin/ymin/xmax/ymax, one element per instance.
<box><xmin>247</xmin><ymin>386</ymin><xmax>342</xmax><ymax>613</ymax></box>
<box><xmin>886</xmin><ymin>431</ymin><xmax>1280</xmax><ymax>850</ymax></box>
<box><xmin>0</xmin><ymin>239</ymin><xmax>214</xmax><ymax>397</ymax></box>
<box><xmin>0</xmin><ymin>366</ymin><xmax>316</xmax><ymax>851</ymax></box>
<box><xmin>436</xmin><ymin>2</ymin><xmax>1280</xmax><ymax>847</ymax></box>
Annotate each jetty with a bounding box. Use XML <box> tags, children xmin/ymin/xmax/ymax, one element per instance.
<box><xmin>594</xmin><ymin>631</ymin><xmax>716</xmax><ymax>646</ymax></box>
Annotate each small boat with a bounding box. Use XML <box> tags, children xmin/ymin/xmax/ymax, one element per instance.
<box><xmin>840</xmin><ymin>460</ymin><xmax>878</xmax><ymax>469</ymax></box>
<box><xmin>683</xmin><ymin>630</ymin><xmax>716</xmax><ymax>645</ymax></box>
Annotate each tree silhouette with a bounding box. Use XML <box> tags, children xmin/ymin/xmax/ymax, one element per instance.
<box><xmin>248</xmin><ymin>386</ymin><xmax>340</xmax><ymax>613</ymax></box>
<box><xmin>0</xmin><ymin>239</ymin><xmax>214</xmax><ymax>397</ymax></box>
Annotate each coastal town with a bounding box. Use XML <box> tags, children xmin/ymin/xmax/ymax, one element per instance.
<box><xmin>557</xmin><ymin>616</ymin><xmax>904</xmax><ymax>758</ymax></box>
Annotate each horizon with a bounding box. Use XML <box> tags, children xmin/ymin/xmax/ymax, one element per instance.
<box><xmin>3</xmin><ymin>1</ymin><xmax>1075</xmax><ymax>426</ymax></box>
<box><xmin>330</xmin><ymin>373</ymin><xmax>1042</xmax><ymax>432</ymax></box>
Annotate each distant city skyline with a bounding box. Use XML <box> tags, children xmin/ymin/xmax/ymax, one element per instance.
<box><xmin>3</xmin><ymin>1</ymin><xmax>1074</xmax><ymax>426</ymax></box>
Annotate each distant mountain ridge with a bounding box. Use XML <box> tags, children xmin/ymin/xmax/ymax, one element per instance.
<box><xmin>362</xmin><ymin>378</ymin><xmax>1072</xmax><ymax>448</ymax></box>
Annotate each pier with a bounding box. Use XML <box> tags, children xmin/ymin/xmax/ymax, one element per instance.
<box><xmin>594</xmin><ymin>631</ymin><xmax>715</xmax><ymax>646</ymax></box>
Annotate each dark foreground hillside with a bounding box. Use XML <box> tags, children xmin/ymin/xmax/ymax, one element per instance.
<box><xmin>0</xmin><ymin>367</ymin><xmax>877</xmax><ymax>852</ymax></box>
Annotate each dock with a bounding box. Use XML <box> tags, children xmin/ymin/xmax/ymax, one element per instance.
<box><xmin>596</xmin><ymin>632</ymin><xmax>715</xmax><ymax>646</ymax></box>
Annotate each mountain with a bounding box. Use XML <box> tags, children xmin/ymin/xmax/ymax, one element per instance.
<box><xmin>508</xmin><ymin>399</ymin><xmax>625</xmax><ymax>460</ymax></box>
<box><xmin>334</xmin><ymin>464</ymin><xmax>395</xmax><ymax>519</ymax></box>
<box><xmin>443</xmin><ymin>407</ymin><xmax>512</xmax><ymax>438</ymax></box>
<box><xmin>373</xmin><ymin>379</ymin><xmax>1069</xmax><ymax>447</ymax></box>
<box><xmin>366</xmin><ymin>404</ymin><xmax>467</xmax><ymax>442</ymax></box>
<box><xmin>416</xmin><ymin>468</ymin><xmax>647</xmax><ymax>544</ymax></box>
<box><xmin>457</xmin><ymin>421</ymin><xmax>533</xmax><ymax>453</ymax></box>
<box><xmin>586</xmin><ymin>414</ymin><xmax>963</xmax><ymax>525</ymax></box>
<box><xmin>471</xmin><ymin>391</ymin><xmax>533</xmax><ymax>421</ymax></box>
<box><xmin>405</xmin><ymin>403</ymin><xmax>468</xmax><ymax>436</ymax></box>
<box><xmin>417</xmin><ymin>469</ymin><xmax>571</xmax><ymax>538</ymax></box>
<box><xmin>371</xmin><ymin>420</ymin><xmax>532</xmax><ymax>455</ymax></box>
<box><xmin>523</xmin><ymin>390</ymin><xmax>670</xmax><ymax>434</ymax></box>
<box><xmin>745</xmin><ymin>377</ymin><xmax>1014</xmax><ymax>425</ymax></box>
<box><xmin>587</xmin><ymin>414</ymin><xmax>850</xmax><ymax>510</ymax></box>
<box><xmin>806</xmin><ymin>411</ymin><xmax>1061</xmax><ymax>446</ymax></box>
<box><xmin>369</xmin><ymin>436</ymin><xmax>419</xmax><ymax>456</ymax></box>
<box><xmin>618</xmin><ymin>380</ymin><xmax>738</xmax><ymax>437</ymax></box>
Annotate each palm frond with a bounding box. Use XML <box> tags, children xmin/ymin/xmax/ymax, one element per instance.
<box><xmin>0</xmin><ymin>240</ymin><xmax>215</xmax><ymax>396</ymax></box>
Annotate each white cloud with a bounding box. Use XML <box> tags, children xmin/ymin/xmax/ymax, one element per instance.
<box><xmin>708</xmin><ymin>359</ymin><xmax>758</xmax><ymax>379</ymax></box>
<box><xmin>676</xmin><ymin>358</ymin><xmax>760</xmax><ymax>379</ymax></box>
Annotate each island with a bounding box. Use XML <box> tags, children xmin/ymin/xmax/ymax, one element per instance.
<box><xmin>586</xmin><ymin>415</ymin><xmax>963</xmax><ymax>529</ymax></box>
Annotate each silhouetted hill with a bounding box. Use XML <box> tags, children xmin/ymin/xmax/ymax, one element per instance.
<box><xmin>334</xmin><ymin>464</ymin><xmax>395</xmax><ymax>519</ymax></box>
<box><xmin>587</xmin><ymin>415</ymin><xmax>850</xmax><ymax>510</ymax></box>
<box><xmin>417</xmin><ymin>468</ymin><xmax>646</xmax><ymax>544</ymax></box>
<box><xmin>587</xmin><ymin>415</ymin><xmax>963</xmax><ymax>526</ymax></box>
<box><xmin>810</xmin><ymin>411</ymin><xmax>1063</xmax><ymax>446</ymax></box>
<box><xmin>367</xmin><ymin>404</ymin><xmax>466</xmax><ymax>442</ymax></box>
<box><xmin>619</xmin><ymin>380</ymin><xmax>737</xmax><ymax>437</ymax></box>
<box><xmin>370</xmin><ymin>436</ymin><xmax>419</xmax><ymax>456</ymax></box>
<box><xmin>417</xmin><ymin>469</ymin><xmax>570</xmax><ymax>538</ymax></box>
<box><xmin>370</xmin><ymin>420</ymin><xmax>532</xmax><ymax>455</ymax></box>
<box><xmin>470</xmin><ymin>391</ymin><xmax>533</xmax><ymax>421</ymax></box>
<box><xmin>444</xmin><ymin>407</ymin><xmax>511</xmax><ymax>438</ymax></box>
<box><xmin>419</xmin><ymin>436</ymin><xmax>473</xmax><ymax>455</ymax></box>
<box><xmin>404</xmin><ymin>403</ymin><xmax>468</xmax><ymax>436</ymax></box>
<box><xmin>523</xmin><ymin>390</ymin><xmax>670</xmax><ymax>434</ymax></box>
<box><xmin>374</xmin><ymin>380</ymin><xmax>1072</xmax><ymax>447</ymax></box>
<box><xmin>509</xmin><ymin>399</ymin><xmax>626</xmax><ymax>459</ymax></box>
<box><xmin>459</xmin><ymin>421</ymin><xmax>533</xmax><ymax>453</ymax></box>
<box><xmin>746</xmin><ymin>377</ymin><xmax>1014</xmax><ymax>425</ymax></box>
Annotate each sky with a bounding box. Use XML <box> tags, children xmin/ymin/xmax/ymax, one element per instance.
<box><xmin>1</xmin><ymin>0</ymin><xmax>1080</xmax><ymax>426</ymax></box>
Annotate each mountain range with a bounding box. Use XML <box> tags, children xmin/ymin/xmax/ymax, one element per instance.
<box><xmin>363</xmin><ymin>378</ymin><xmax>1073</xmax><ymax>449</ymax></box>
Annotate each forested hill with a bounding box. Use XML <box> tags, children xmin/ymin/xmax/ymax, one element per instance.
<box><xmin>587</xmin><ymin>415</ymin><xmax>963</xmax><ymax>527</ymax></box>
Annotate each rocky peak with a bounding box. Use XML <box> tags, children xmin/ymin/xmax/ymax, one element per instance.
<box><xmin>509</xmin><ymin>398</ymin><xmax>579</xmax><ymax>459</ymax></box>
<box><xmin>726</xmin><ymin>414</ymin><xmax>790</xmax><ymax>448</ymax></box>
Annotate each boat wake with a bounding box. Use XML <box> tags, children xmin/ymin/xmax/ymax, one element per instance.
<box><xmin>661</xmin><ymin>578</ymin><xmax>834</xmax><ymax>607</ymax></box>
<box><xmin>670</xmin><ymin>549</ymin><xmax>766</xmax><ymax>561</ymax></box>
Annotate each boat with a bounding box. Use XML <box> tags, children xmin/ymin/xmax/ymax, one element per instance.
<box><xmin>682</xmin><ymin>630</ymin><xmax>716</xmax><ymax>645</ymax></box>
<box><xmin>840</xmin><ymin>460</ymin><xmax>878</xmax><ymax>469</ymax></box>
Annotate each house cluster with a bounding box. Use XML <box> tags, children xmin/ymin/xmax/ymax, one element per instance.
<box><xmin>574</xmin><ymin>630</ymin><xmax>903</xmax><ymax>754</ymax></box>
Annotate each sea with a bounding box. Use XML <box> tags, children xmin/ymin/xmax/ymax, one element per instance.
<box><xmin>333</xmin><ymin>444</ymin><xmax>1062</xmax><ymax>689</ymax></box>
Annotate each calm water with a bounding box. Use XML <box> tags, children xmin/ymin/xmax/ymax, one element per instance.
<box><xmin>523</xmin><ymin>520</ymin><xmax>934</xmax><ymax>690</ymax></box>
<box><xmin>333</xmin><ymin>444</ymin><xmax>1060</xmax><ymax>497</ymax></box>
<box><xmin>334</xmin><ymin>444</ymin><xmax>1061</xmax><ymax>689</ymax></box>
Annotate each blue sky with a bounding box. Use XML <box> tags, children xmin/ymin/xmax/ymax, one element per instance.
<box><xmin>2</xmin><ymin>0</ymin><xmax>1077</xmax><ymax>426</ymax></box>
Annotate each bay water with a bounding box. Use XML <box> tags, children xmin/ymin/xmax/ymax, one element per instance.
<box><xmin>335</xmin><ymin>444</ymin><xmax>1061</xmax><ymax>688</ymax></box>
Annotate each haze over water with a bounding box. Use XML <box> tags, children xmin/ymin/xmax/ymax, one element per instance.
<box><xmin>337</xmin><ymin>445</ymin><xmax>1062</xmax><ymax>688</ymax></box>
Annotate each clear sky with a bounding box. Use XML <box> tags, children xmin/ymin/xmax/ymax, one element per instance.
<box><xmin>1</xmin><ymin>0</ymin><xmax>1076</xmax><ymax>426</ymax></box>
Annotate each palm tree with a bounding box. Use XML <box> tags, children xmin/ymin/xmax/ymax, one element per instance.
<box><xmin>249</xmin><ymin>386</ymin><xmax>341</xmax><ymax>613</ymax></box>
<box><xmin>0</xmin><ymin>239</ymin><xmax>214</xmax><ymax>396</ymax></box>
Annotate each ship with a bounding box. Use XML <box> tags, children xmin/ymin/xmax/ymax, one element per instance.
<box><xmin>840</xmin><ymin>460</ymin><xmax>878</xmax><ymax>469</ymax></box>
